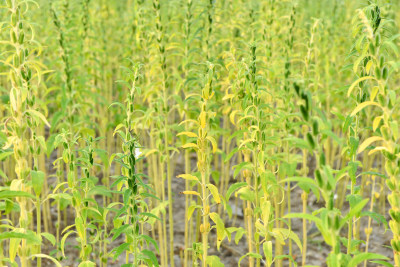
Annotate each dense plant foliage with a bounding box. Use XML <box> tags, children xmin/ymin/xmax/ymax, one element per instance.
<box><xmin>1</xmin><ymin>0</ymin><xmax>400</xmax><ymax>266</ymax></box>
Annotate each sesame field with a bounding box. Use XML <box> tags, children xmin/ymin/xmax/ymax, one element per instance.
<box><xmin>1</xmin><ymin>0</ymin><xmax>400</xmax><ymax>267</ymax></box>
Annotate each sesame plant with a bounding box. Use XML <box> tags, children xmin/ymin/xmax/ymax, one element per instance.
<box><xmin>111</xmin><ymin>62</ymin><xmax>159</xmax><ymax>267</ymax></box>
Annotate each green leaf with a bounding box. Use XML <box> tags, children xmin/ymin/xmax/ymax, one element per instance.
<box><xmin>31</xmin><ymin>170</ymin><xmax>45</xmax><ymax>196</ymax></box>
<box><xmin>0</xmin><ymin>151</ymin><xmax>13</xmax><ymax>161</ymax></box>
<box><xmin>341</xmin><ymin>198</ymin><xmax>369</xmax><ymax>228</ymax></box>
<box><xmin>78</xmin><ymin>261</ymin><xmax>96</xmax><ymax>267</ymax></box>
<box><xmin>0</xmin><ymin>190</ymin><xmax>35</xmax><ymax>199</ymax></box>
<box><xmin>284</xmin><ymin>213</ymin><xmax>322</xmax><ymax>226</ymax></box>
<box><xmin>112</xmin><ymin>243</ymin><xmax>130</xmax><ymax>260</ymax></box>
<box><xmin>141</xmin><ymin>249</ymin><xmax>159</xmax><ymax>267</ymax></box>
<box><xmin>41</xmin><ymin>233</ymin><xmax>56</xmax><ymax>246</ymax></box>
<box><xmin>361</xmin><ymin>211</ymin><xmax>389</xmax><ymax>231</ymax></box>
<box><xmin>75</xmin><ymin>217</ymin><xmax>85</xmax><ymax>240</ymax></box>
<box><xmin>187</xmin><ymin>204</ymin><xmax>201</xmax><ymax>221</ymax></box>
<box><xmin>225</xmin><ymin>182</ymin><xmax>247</xmax><ymax>201</ymax></box>
<box><xmin>111</xmin><ymin>224</ymin><xmax>130</xmax><ymax>242</ymax></box>
<box><xmin>347</xmin><ymin>253</ymin><xmax>388</xmax><ymax>267</ymax></box>
<box><xmin>0</xmin><ymin>232</ymin><xmax>40</xmax><ymax>244</ymax></box>
<box><xmin>140</xmin><ymin>234</ymin><xmax>159</xmax><ymax>252</ymax></box>
<box><xmin>238</xmin><ymin>253</ymin><xmax>262</xmax><ymax>266</ymax></box>
<box><xmin>263</xmin><ymin>241</ymin><xmax>273</xmax><ymax>267</ymax></box>
<box><xmin>369</xmin><ymin>260</ymin><xmax>394</xmax><ymax>267</ymax></box>
<box><xmin>88</xmin><ymin>186</ymin><xmax>112</xmax><ymax>197</ymax></box>
<box><xmin>233</xmin><ymin>162</ymin><xmax>252</xmax><ymax>178</ymax></box>
<box><xmin>279</xmin><ymin>177</ymin><xmax>316</xmax><ymax>186</ymax></box>
<box><xmin>206</xmin><ymin>255</ymin><xmax>224</xmax><ymax>267</ymax></box>
<box><xmin>141</xmin><ymin>212</ymin><xmax>161</xmax><ymax>222</ymax></box>
<box><xmin>235</xmin><ymin>228</ymin><xmax>246</xmax><ymax>244</ymax></box>
<box><xmin>274</xmin><ymin>228</ymin><xmax>303</xmax><ymax>252</ymax></box>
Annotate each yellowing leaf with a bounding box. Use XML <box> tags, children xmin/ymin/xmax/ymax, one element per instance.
<box><xmin>113</xmin><ymin>123</ymin><xmax>124</xmax><ymax>136</ymax></box>
<box><xmin>222</xmin><ymin>94</ymin><xmax>235</xmax><ymax>101</ymax></box>
<box><xmin>199</xmin><ymin>111</ymin><xmax>206</xmax><ymax>129</ymax></box>
<box><xmin>207</xmin><ymin>183</ymin><xmax>221</xmax><ymax>204</ymax></box>
<box><xmin>184</xmin><ymin>93</ymin><xmax>201</xmax><ymax>100</ymax></box>
<box><xmin>370</xmin><ymin>86</ymin><xmax>379</xmax><ymax>101</ymax></box>
<box><xmin>26</xmin><ymin>109</ymin><xmax>51</xmax><ymax>127</ymax></box>
<box><xmin>368</xmin><ymin>146</ymin><xmax>389</xmax><ymax>156</ymax></box>
<box><xmin>182</xmin><ymin>143</ymin><xmax>198</xmax><ymax>150</ymax></box>
<box><xmin>373</xmin><ymin>116</ymin><xmax>382</xmax><ymax>132</ymax></box>
<box><xmin>206</xmin><ymin>136</ymin><xmax>218</xmax><ymax>153</ymax></box>
<box><xmin>181</xmin><ymin>191</ymin><xmax>200</xmax><ymax>196</ymax></box>
<box><xmin>347</xmin><ymin>76</ymin><xmax>376</xmax><ymax>97</ymax></box>
<box><xmin>177</xmin><ymin>132</ymin><xmax>198</xmax><ymax>138</ymax></box>
<box><xmin>187</xmin><ymin>204</ymin><xmax>201</xmax><ymax>221</ymax></box>
<box><xmin>177</xmin><ymin>174</ymin><xmax>199</xmax><ymax>181</ymax></box>
<box><xmin>10</xmin><ymin>88</ymin><xmax>17</xmax><ymax>112</ymax></box>
<box><xmin>350</xmin><ymin>101</ymin><xmax>382</xmax><ymax>117</ymax></box>
<box><xmin>29</xmin><ymin>254</ymin><xmax>62</xmax><ymax>267</ymax></box>
<box><xmin>276</xmin><ymin>228</ymin><xmax>303</xmax><ymax>252</ymax></box>
<box><xmin>145</xmin><ymin>149</ymin><xmax>158</xmax><ymax>157</ymax></box>
<box><xmin>209</xmin><ymin>212</ymin><xmax>225</xmax><ymax>249</ymax></box>
<box><xmin>229</xmin><ymin>110</ymin><xmax>239</xmax><ymax>125</ymax></box>
<box><xmin>239</xmin><ymin>138</ymin><xmax>255</xmax><ymax>149</ymax></box>
<box><xmin>178</xmin><ymin>119</ymin><xmax>199</xmax><ymax>126</ymax></box>
<box><xmin>263</xmin><ymin>241</ymin><xmax>273</xmax><ymax>266</ymax></box>
<box><xmin>390</xmin><ymin>121</ymin><xmax>399</xmax><ymax>141</ymax></box>
<box><xmin>353</xmin><ymin>55</ymin><xmax>365</xmax><ymax>73</ymax></box>
<box><xmin>366</xmin><ymin>60</ymin><xmax>373</xmax><ymax>73</ymax></box>
<box><xmin>358</xmin><ymin>136</ymin><xmax>384</xmax><ymax>154</ymax></box>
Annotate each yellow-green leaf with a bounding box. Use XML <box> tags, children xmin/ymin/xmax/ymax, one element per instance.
<box><xmin>10</xmin><ymin>88</ymin><xmax>17</xmax><ymax>112</ymax></box>
<box><xmin>209</xmin><ymin>212</ymin><xmax>225</xmax><ymax>250</ymax></box>
<box><xmin>373</xmin><ymin>116</ymin><xmax>382</xmax><ymax>132</ymax></box>
<box><xmin>29</xmin><ymin>254</ymin><xmax>62</xmax><ymax>267</ymax></box>
<box><xmin>206</xmin><ymin>136</ymin><xmax>218</xmax><ymax>153</ymax></box>
<box><xmin>358</xmin><ymin>136</ymin><xmax>384</xmax><ymax>154</ymax></box>
<box><xmin>366</xmin><ymin>60</ymin><xmax>373</xmax><ymax>73</ymax></box>
<box><xmin>145</xmin><ymin>149</ymin><xmax>158</xmax><ymax>157</ymax></box>
<box><xmin>390</xmin><ymin>121</ymin><xmax>399</xmax><ymax>141</ymax></box>
<box><xmin>26</xmin><ymin>109</ymin><xmax>51</xmax><ymax>127</ymax></box>
<box><xmin>187</xmin><ymin>204</ymin><xmax>201</xmax><ymax>221</ymax></box>
<box><xmin>181</xmin><ymin>191</ymin><xmax>200</xmax><ymax>196</ymax></box>
<box><xmin>279</xmin><ymin>228</ymin><xmax>303</xmax><ymax>252</ymax></box>
<box><xmin>182</xmin><ymin>143</ymin><xmax>198</xmax><ymax>150</ymax></box>
<box><xmin>113</xmin><ymin>123</ymin><xmax>124</xmax><ymax>136</ymax></box>
<box><xmin>179</xmin><ymin>119</ymin><xmax>199</xmax><ymax>126</ymax></box>
<box><xmin>199</xmin><ymin>111</ymin><xmax>206</xmax><ymax>129</ymax></box>
<box><xmin>370</xmin><ymin>86</ymin><xmax>379</xmax><ymax>101</ymax></box>
<box><xmin>207</xmin><ymin>184</ymin><xmax>221</xmax><ymax>204</ymax></box>
<box><xmin>350</xmin><ymin>101</ymin><xmax>382</xmax><ymax>117</ymax></box>
<box><xmin>368</xmin><ymin>146</ymin><xmax>389</xmax><ymax>156</ymax></box>
<box><xmin>177</xmin><ymin>131</ymin><xmax>198</xmax><ymax>138</ymax></box>
<box><xmin>347</xmin><ymin>76</ymin><xmax>376</xmax><ymax>97</ymax></box>
<box><xmin>229</xmin><ymin>110</ymin><xmax>239</xmax><ymax>125</ymax></box>
<box><xmin>177</xmin><ymin>174</ymin><xmax>199</xmax><ymax>181</ymax></box>
<box><xmin>263</xmin><ymin>241</ymin><xmax>273</xmax><ymax>267</ymax></box>
<box><xmin>222</xmin><ymin>94</ymin><xmax>235</xmax><ymax>101</ymax></box>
